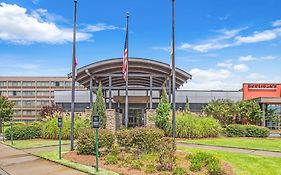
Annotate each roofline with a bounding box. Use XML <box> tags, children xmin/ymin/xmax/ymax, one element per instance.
<box><xmin>69</xmin><ymin>57</ymin><xmax>192</xmax><ymax>78</ymax></box>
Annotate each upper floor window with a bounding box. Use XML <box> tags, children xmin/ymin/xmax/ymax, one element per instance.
<box><xmin>22</xmin><ymin>81</ymin><xmax>35</xmax><ymax>87</ymax></box>
<box><xmin>22</xmin><ymin>100</ymin><xmax>35</xmax><ymax>106</ymax></box>
<box><xmin>0</xmin><ymin>81</ymin><xmax>7</xmax><ymax>87</ymax></box>
<box><xmin>0</xmin><ymin>91</ymin><xmax>8</xmax><ymax>96</ymax></box>
<box><xmin>37</xmin><ymin>91</ymin><xmax>50</xmax><ymax>96</ymax></box>
<box><xmin>22</xmin><ymin>91</ymin><xmax>35</xmax><ymax>96</ymax></box>
<box><xmin>8</xmin><ymin>91</ymin><xmax>21</xmax><ymax>96</ymax></box>
<box><xmin>8</xmin><ymin>81</ymin><xmax>21</xmax><ymax>87</ymax></box>
<box><xmin>37</xmin><ymin>81</ymin><xmax>50</xmax><ymax>87</ymax></box>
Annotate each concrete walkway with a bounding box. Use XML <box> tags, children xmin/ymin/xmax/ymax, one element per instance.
<box><xmin>177</xmin><ymin>142</ymin><xmax>281</xmax><ymax>158</ymax></box>
<box><xmin>0</xmin><ymin>143</ymin><xmax>88</xmax><ymax>175</ymax></box>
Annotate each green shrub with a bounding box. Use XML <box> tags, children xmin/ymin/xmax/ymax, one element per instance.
<box><xmin>130</xmin><ymin>160</ymin><xmax>144</xmax><ymax>170</ymax></box>
<box><xmin>188</xmin><ymin>152</ymin><xmax>222</xmax><ymax>174</ymax></box>
<box><xmin>173</xmin><ymin>166</ymin><xmax>187</xmax><ymax>175</ymax></box>
<box><xmin>76</xmin><ymin>129</ymin><xmax>115</xmax><ymax>155</ymax></box>
<box><xmin>5</xmin><ymin>122</ymin><xmax>42</xmax><ymax>140</ymax></box>
<box><xmin>42</xmin><ymin>117</ymin><xmax>90</xmax><ymax>140</ymax></box>
<box><xmin>226</xmin><ymin>124</ymin><xmax>270</xmax><ymax>137</ymax></box>
<box><xmin>157</xmin><ymin>138</ymin><xmax>176</xmax><ymax>171</ymax></box>
<box><xmin>116</xmin><ymin>127</ymin><xmax>164</xmax><ymax>153</ymax></box>
<box><xmin>105</xmin><ymin>154</ymin><xmax>118</xmax><ymax>165</ymax></box>
<box><xmin>165</xmin><ymin>112</ymin><xmax>222</xmax><ymax>138</ymax></box>
<box><xmin>145</xmin><ymin>163</ymin><xmax>157</xmax><ymax>173</ymax></box>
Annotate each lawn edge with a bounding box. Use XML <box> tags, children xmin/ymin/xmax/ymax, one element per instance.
<box><xmin>177</xmin><ymin>141</ymin><xmax>281</xmax><ymax>153</ymax></box>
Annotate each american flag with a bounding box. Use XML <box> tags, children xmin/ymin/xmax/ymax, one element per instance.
<box><xmin>122</xmin><ymin>27</ymin><xmax>128</xmax><ymax>81</ymax></box>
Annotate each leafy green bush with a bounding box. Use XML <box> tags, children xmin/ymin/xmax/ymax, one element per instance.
<box><xmin>5</xmin><ymin>122</ymin><xmax>42</xmax><ymax>140</ymax></box>
<box><xmin>165</xmin><ymin>112</ymin><xmax>222</xmax><ymax>138</ymax></box>
<box><xmin>76</xmin><ymin>129</ymin><xmax>115</xmax><ymax>155</ymax></box>
<box><xmin>105</xmin><ymin>154</ymin><xmax>118</xmax><ymax>165</ymax></box>
<box><xmin>156</xmin><ymin>85</ymin><xmax>171</xmax><ymax>129</ymax></box>
<box><xmin>130</xmin><ymin>160</ymin><xmax>144</xmax><ymax>170</ymax></box>
<box><xmin>188</xmin><ymin>152</ymin><xmax>222</xmax><ymax>174</ymax></box>
<box><xmin>226</xmin><ymin>124</ymin><xmax>270</xmax><ymax>137</ymax></box>
<box><xmin>173</xmin><ymin>166</ymin><xmax>187</xmax><ymax>175</ymax></box>
<box><xmin>116</xmin><ymin>127</ymin><xmax>164</xmax><ymax>153</ymax></box>
<box><xmin>157</xmin><ymin>138</ymin><xmax>176</xmax><ymax>171</ymax></box>
<box><xmin>145</xmin><ymin>163</ymin><xmax>157</xmax><ymax>174</ymax></box>
<box><xmin>42</xmin><ymin>117</ymin><xmax>90</xmax><ymax>140</ymax></box>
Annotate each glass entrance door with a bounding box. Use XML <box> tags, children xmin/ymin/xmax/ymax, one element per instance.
<box><xmin>128</xmin><ymin>108</ymin><xmax>144</xmax><ymax>127</ymax></box>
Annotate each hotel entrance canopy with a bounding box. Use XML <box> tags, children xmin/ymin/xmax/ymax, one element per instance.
<box><xmin>74</xmin><ymin>58</ymin><xmax>191</xmax><ymax>89</ymax></box>
<box><xmin>70</xmin><ymin>57</ymin><xmax>191</xmax><ymax>109</ymax></box>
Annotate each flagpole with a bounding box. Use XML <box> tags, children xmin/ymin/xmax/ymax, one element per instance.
<box><xmin>171</xmin><ymin>0</ymin><xmax>176</xmax><ymax>138</ymax></box>
<box><xmin>70</xmin><ymin>0</ymin><xmax>77</xmax><ymax>151</ymax></box>
<box><xmin>125</xmin><ymin>12</ymin><xmax>129</xmax><ymax>128</ymax></box>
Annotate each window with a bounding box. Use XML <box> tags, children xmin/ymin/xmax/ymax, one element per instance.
<box><xmin>13</xmin><ymin>110</ymin><xmax>22</xmax><ymax>116</ymax></box>
<box><xmin>8</xmin><ymin>81</ymin><xmax>21</xmax><ymax>86</ymax></box>
<box><xmin>22</xmin><ymin>91</ymin><xmax>35</xmax><ymax>96</ymax></box>
<box><xmin>0</xmin><ymin>91</ymin><xmax>8</xmax><ymax>96</ymax></box>
<box><xmin>8</xmin><ymin>91</ymin><xmax>21</xmax><ymax>96</ymax></box>
<box><xmin>12</xmin><ymin>100</ymin><xmax>21</xmax><ymax>106</ymax></box>
<box><xmin>37</xmin><ymin>81</ymin><xmax>50</xmax><ymax>87</ymax></box>
<box><xmin>22</xmin><ymin>110</ymin><xmax>36</xmax><ymax>116</ymax></box>
<box><xmin>37</xmin><ymin>100</ymin><xmax>49</xmax><ymax>106</ymax></box>
<box><xmin>0</xmin><ymin>81</ymin><xmax>7</xmax><ymax>87</ymax></box>
<box><xmin>22</xmin><ymin>81</ymin><xmax>35</xmax><ymax>86</ymax></box>
<box><xmin>65</xmin><ymin>81</ymin><xmax>72</xmax><ymax>87</ymax></box>
<box><xmin>22</xmin><ymin>100</ymin><xmax>35</xmax><ymax>106</ymax></box>
<box><xmin>52</xmin><ymin>81</ymin><xmax>65</xmax><ymax>87</ymax></box>
<box><xmin>37</xmin><ymin>91</ymin><xmax>50</xmax><ymax>96</ymax></box>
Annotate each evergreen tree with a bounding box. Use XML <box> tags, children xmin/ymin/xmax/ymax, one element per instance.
<box><xmin>184</xmin><ymin>96</ymin><xmax>190</xmax><ymax>113</ymax></box>
<box><xmin>156</xmin><ymin>85</ymin><xmax>171</xmax><ymax>129</ymax></box>
<box><xmin>0</xmin><ymin>96</ymin><xmax>14</xmax><ymax>133</ymax></box>
<box><xmin>92</xmin><ymin>82</ymin><xmax>106</xmax><ymax>128</ymax></box>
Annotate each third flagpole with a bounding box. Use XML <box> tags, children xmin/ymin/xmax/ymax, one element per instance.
<box><xmin>171</xmin><ymin>0</ymin><xmax>176</xmax><ymax>138</ymax></box>
<box><xmin>70</xmin><ymin>0</ymin><xmax>77</xmax><ymax>151</ymax></box>
<box><xmin>125</xmin><ymin>12</ymin><xmax>129</xmax><ymax>128</ymax></box>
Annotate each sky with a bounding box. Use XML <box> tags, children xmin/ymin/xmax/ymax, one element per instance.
<box><xmin>0</xmin><ymin>0</ymin><xmax>281</xmax><ymax>90</ymax></box>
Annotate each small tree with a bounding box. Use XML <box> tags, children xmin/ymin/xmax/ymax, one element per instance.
<box><xmin>0</xmin><ymin>96</ymin><xmax>14</xmax><ymax>133</ymax></box>
<box><xmin>92</xmin><ymin>82</ymin><xmax>106</xmax><ymax>129</ymax></box>
<box><xmin>184</xmin><ymin>96</ymin><xmax>190</xmax><ymax>113</ymax></box>
<box><xmin>156</xmin><ymin>85</ymin><xmax>171</xmax><ymax>130</ymax></box>
<box><xmin>236</xmin><ymin>100</ymin><xmax>262</xmax><ymax>125</ymax></box>
<box><xmin>39</xmin><ymin>103</ymin><xmax>63</xmax><ymax>120</ymax></box>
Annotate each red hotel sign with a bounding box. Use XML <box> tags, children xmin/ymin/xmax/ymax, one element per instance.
<box><xmin>248</xmin><ymin>84</ymin><xmax>277</xmax><ymax>90</ymax></box>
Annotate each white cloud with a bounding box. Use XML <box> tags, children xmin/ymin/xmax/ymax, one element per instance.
<box><xmin>217</xmin><ymin>60</ymin><xmax>233</xmax><ymax>69</ymax></box>
<box><xmin>82</xmin><ymin>23</ymin><xmax>122</xmax><ymax>32</ymax></box>
<box><xmin>0</xmin><ymin>3</ymin><xmax>91</xmax><ymax>44</ymax></box>
<box><xmin>247</xmin><ymin>73</ymin><xmax>265</xmax><ymax>80</ymax></box>
<box><xmin>272</xmin><ymin>19</ymin><xmax>281</xmax><ymax>27</ymax></box>
<box><xmin>31</xmin><ymin>8</ymin><xmax>66</xmax><ymax>23</ymax></box>
<box><xmin>260</xmin><ymin>56</ymin><xmax>276</xmax><ymax>60</ymax></box>
<box><xmin>233</xmin><ymin>64</ymin><xmax>249</xmax><ymax>72</ymax></box>
<box><xmin>178</xmin><ymin>27</ymin><xmax>246</xmax><ymax>52</ymax></box>
<box><xmin>32</xmin><ymin>0</ymin><xmax>39</xmax><ymax>5</ymax></box>
<box><xmin>236</xmin><ymin>29</ymin><xmax>278</xmax><ymax>44</ymax></box>
<box><xmin>189</xmin><ymin>68</ymin><xmax>231</xmax><ymax>81</ymax></box>
<box><xmin>238</xmin><ymin>55</ymin><xmax>257</xmax><ymax>62</ymax></box>
<box><xmin>152</xmin><ymin>46</ymin><xmax>170</xmax><ymax>52</ymax></box>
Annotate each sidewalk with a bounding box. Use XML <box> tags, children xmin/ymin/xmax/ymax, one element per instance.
<box><xmin>0</xmin><ymin>143</ymin><xmax>87</xmax><ymax>175</ymax></box>
<box><xmin>177</xmin><ymin>142</ymin><xmax>281</xmax><ymax>158</ymax></box>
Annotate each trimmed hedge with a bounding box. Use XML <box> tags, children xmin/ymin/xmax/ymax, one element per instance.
<box><xmin>5</xmin><ymin>122</ymin><xmax>42</xmax><ymax>140</ymax></box>
<box><xmin>77</xmin><ymin>129</ymin><xmax>115</xmax><ymax>155</ymax></box>
<box><xmin>116</xmin><ymin>127</ymin><xmax>165</xmax><ymax>153</ymax></box>
<box><xmin>226</xmin><ymin>124</ymin><xmax>270</xmax><ymax>137</ymax></box>
<box><xmin>165</xmin><ymin>112</ymin><xmax>222</xmax><ymax>138</ymax></box>
<box><xmin>42</xmin><ymin>117</ymin><xmax>90</xmax><ymax>140</ymax></box>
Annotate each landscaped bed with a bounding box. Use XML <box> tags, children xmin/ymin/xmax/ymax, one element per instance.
<box><xmin>178</xmin><ymin>137</ymin><xmax>281</xmax><ymax>152</ymax></box>
<box><xmin>62</xmin><ymin>150</ymin><xmax>234</xmax><ymax>175</ymax></box>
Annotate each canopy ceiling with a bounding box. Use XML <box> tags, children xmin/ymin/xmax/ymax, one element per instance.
<box><xmin>72</xmin><ymin>58</ymin><xmax>192</xmax><ymax>89</ymax></box>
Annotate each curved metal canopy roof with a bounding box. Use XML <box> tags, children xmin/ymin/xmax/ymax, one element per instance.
<box><xmin>73</xmin><ymin>58</ymin><xmax>192</xmax><ymax>89</ymax></box>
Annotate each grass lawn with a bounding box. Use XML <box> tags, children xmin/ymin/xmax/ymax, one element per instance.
<box><xmin>178</xmin><ymin>146</ymin><xmax>281</xmax><ymax>175</ymax></box>
<box><xmin>1</xmin><ymin>139</ymin><xmax>70</xmax><ymax>149</ymax></box>
<box><xmin>178</xmin><ymin>137</ymin><xmax>281</xmax><ymax>152</ymax></box>
<box><xmin>34</xmin><ymin>150</ymin><xmax>118</xmax><ymax>175</ymax></box>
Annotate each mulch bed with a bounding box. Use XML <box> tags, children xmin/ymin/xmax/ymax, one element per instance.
<box><xmin>63</xmin><ymin>151</ymin><xmax>234</xmax><ymax>175</ymax></box>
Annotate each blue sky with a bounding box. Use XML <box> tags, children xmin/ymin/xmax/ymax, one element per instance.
<box><xmin>0</xmin><ymin>0</ymin><xmax>281</xmax><ymax>90</ymax></box>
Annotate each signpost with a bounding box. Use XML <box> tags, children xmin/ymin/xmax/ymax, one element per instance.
<box><xmin>10</xmin><ymin>120</ymin><xmax>13</xmax><ymax>145</ymax></box>
<box><xmin>92</xmin><ymin>114</ymin><xmax>99</xmax><ymax>172</ymax></box>
<box><xmin>58</xmin><ymin>117</ymin><xmax>63</xmax><ymax>159</ymax></box>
